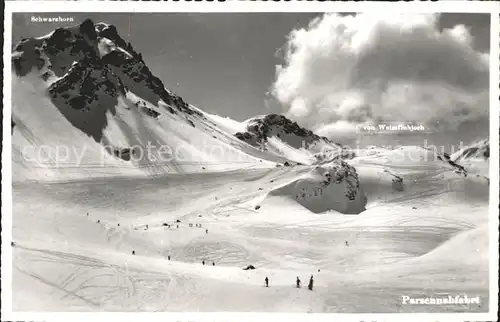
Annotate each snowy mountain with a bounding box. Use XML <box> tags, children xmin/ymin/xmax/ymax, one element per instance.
<box><xmin>268</xmin><ymin>161</ymin><xmax>367</xmax><ymax>214</ymax></box>
<box><xmin>12</xmin><ymin>18</ymin><xmax>366</xmax><ymax>212</ymax></box>
<box><xmin>12</xmin><ymin>20</ymin><xmax>261</xmax><ymax>178</ymax></box>
<box><xmin>12</xmin><ymin>20</ymin><xmax>349</xmax><ymax>168</ymax></box>
<box><xmin>450</xmin><ymin>138</ymin><xmax>490</xmax><ymax>162</ymax></box>
<box><xmin>234</xmin><ymin>114</ymin><xmax>354</xmax><ymax>164</ymax></box>
<box><xmin>10</xmin><ymin>19</ymin><xmax>491</xmax><ymax>313</ymax></box>
<box><xmin>449</xmin><ymin>138</ymin><xmax>490</xmax><ymax>179</ymax></box>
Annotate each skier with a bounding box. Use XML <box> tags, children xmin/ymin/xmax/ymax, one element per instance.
<box><xmin>206</xmin><ymin>229</ymin><xmax>208</xmax><ymax>234</ymax></box>
<box><xmin>345</xmin><ymin>241</ymin><xmax>349</xmax><ymax>247</ymax></box>
<box><xmin>308</xmin><ymin>275</ymin><xmax>314</xmax><ymax>291</ymax></box>
<box><xmin>296</xmin><ymin>276</ymin><xmax>301</xmax><ymax>288</ymax></box>
<box><xmin>97</xmin><ymin>220</ymin><xmax>100</xmax><ymax>224</ymax></box>
<box><xmin>202</xmin><ymin>260</ymin><xmax>205</xmax><ymax>265</ymax></box>
<box><xmin>212</xmin><ymin>262</ymin><xmax>215</xmax><ymax>266</ymax></box>
<box><xmin>132</xmin><ymin>250</ymin><xmax>135</xmax><ymax>255</ymax></box>
<box><xmin>265</xmin><ymin>277</ymin><xmax>269</xmax><ymax>287</ymax></box>
<box><xmin>168</xmin><ymin>255</ymin><xmax>171</xmax><ymax>261</ymax></box>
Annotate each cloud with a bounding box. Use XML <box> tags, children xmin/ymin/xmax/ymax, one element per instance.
<box><xmin>271</xmin><ymin>13</ymin><xmax>489</xmax><ymax>140</ymax></box>
<box><xmin>315</xmin><ymin>121</ymin><xmax>359</xmax><ymax>141</ymax></box>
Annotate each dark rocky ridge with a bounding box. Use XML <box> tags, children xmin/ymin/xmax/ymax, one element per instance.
<box><xmin>424</xmin><ymin>147</ymin><xmax>469</xmax><ymax>177</ymax></box>
<box><xmin>12</xmin><ymin>18</ymin><xmax>202</xmax><ymax>120</ymax></box>
<box><xmin>96</xmin><ymin>23</ymin><xmax>202</xmax><ymax>117</ymax></box>
<box><xmin>12</xmin><ymin>38</ymin><xmax>46</xmax><ymax>76</ymax></box>
<box><xmin>322</xmin><ymin>161</ymin><xmax>361</xmax><ymax>201</ymax></box>
<box><xmin>456</xmin><ymin>141</ymin><xmax>490</xmax><ymax>160</ymax></box>
<box><xmin>235</xmin><ymin>114</ymin><xmax>341</xmax><ymax>150</ymax></box>
<box><xmin>48</xmin><ymin>59</ymin><xmax>125</xmax><ymax>111</ymax></box>
<box><xmin>46</xmin><ymin>59</ymin><xmax>122</xmax><ymax>142</ymax></box>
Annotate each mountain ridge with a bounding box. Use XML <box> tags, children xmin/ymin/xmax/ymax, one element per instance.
<box><xmin>450</xmin><ymin>138</ymin><xmax>490</xmax><ymax>162</ymax></box>
<box><xmin>11</xmin><ymin>18</ymin><xmax>487</xmax><ymax>193</ymax></box>
<box><xmin>12</xmin><ymin>18</ymin><xmax>356</xmax><ymax>170</ymax></box>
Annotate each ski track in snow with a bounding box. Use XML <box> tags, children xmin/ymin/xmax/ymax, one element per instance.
<box><xmin>10</xmin><ymin>22</ymin><xmax>490</xmax><ymax>313</ymax></box>
<box><xmin>12</xmin><ymin>158</ymin><xmax>489</xmax><ymax>312</ymax></box>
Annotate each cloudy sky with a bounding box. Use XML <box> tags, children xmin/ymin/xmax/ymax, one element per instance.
<box><xmin>13</xmin><ymin>12</ymin><xmax>490</xmax><ymax>149</ymax></box>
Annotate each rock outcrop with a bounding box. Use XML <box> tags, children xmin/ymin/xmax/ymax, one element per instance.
<box><xmin>268</xmin><ymin>160</ymin><xmax>367</xmax><ymax>214</ymax></box>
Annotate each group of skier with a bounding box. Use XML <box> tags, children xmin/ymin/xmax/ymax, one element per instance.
<box><xmin>264</xmin><ymin>275</ymin><xmax>314</xmax><ymax>291</ymax></box>
<box><xmin>202</xmin><ymin>260</ymin><xmax>216</xmax><ymax>266</ymax></box>
<box><xmin>261</xmin><ymin>241</ymin><xmax>350</xmax><ymax>290</ymax></box>
<box><xmin>136</xmin><ymin>221</ymin><xmax>208</xmax><ymax>233</ymax></box>
<box><xmin>132</xmin><ymin>253</ymin><xmax>217</xmax><ymax>267</ymax></box>
<box><xmin>90</xmin><ymin>207</ymin><xmax>215</xmax><ymax>241</ymax></box>
<box><xmin>91</xmin><ymin>208</ymin><xmax>346</xmax><ymax>294</ymax></box>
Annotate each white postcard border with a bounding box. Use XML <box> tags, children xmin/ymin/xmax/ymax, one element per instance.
<box><xmin>2</xmin><ymin>1</ymin><xmax>499</xmax><ymax>321</ymax></box>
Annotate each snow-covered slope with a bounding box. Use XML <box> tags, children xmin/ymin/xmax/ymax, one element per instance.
<box><xmin>9</xmin><ymin>19</ymin><xmax>491</xmax><ymax>314</ymax></box>
<box><xmin>11</xmin><ymin>19</ymin><xmax>358</xmax><ymax>182</ymax></box>
<box><xmin>11</xmin><ymin>149</ymin><xmax>490</xmax><ymax>312</ymax></box>
<box><xmin>449</xmin><ymin>139</ymin><xmax>490</xmax><ymax>179</ymax></box>
<box><xmin>451</xmin><ymin>138</ymin><xmax>490</xmax><ymax>162</ymax></box>
<box><xmin>267</xmin><ymin>161</ymin><xmax>366</xmax><ymax>214</ymax></box>
<box><xmin>233</xmin><ymin>114</ymin><xmax>355</xmax><ymax>165</ymax></box>
<box><xmin>12</xmin><ymin>20</ymin><xmax>293</xmax><ymax>182</ymax></box>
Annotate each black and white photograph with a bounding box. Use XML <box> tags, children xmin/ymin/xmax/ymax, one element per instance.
<box><xmin>3</xmin><ymin>1</ymin><xmax>499</xmax><ymax>319</ymax></box>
